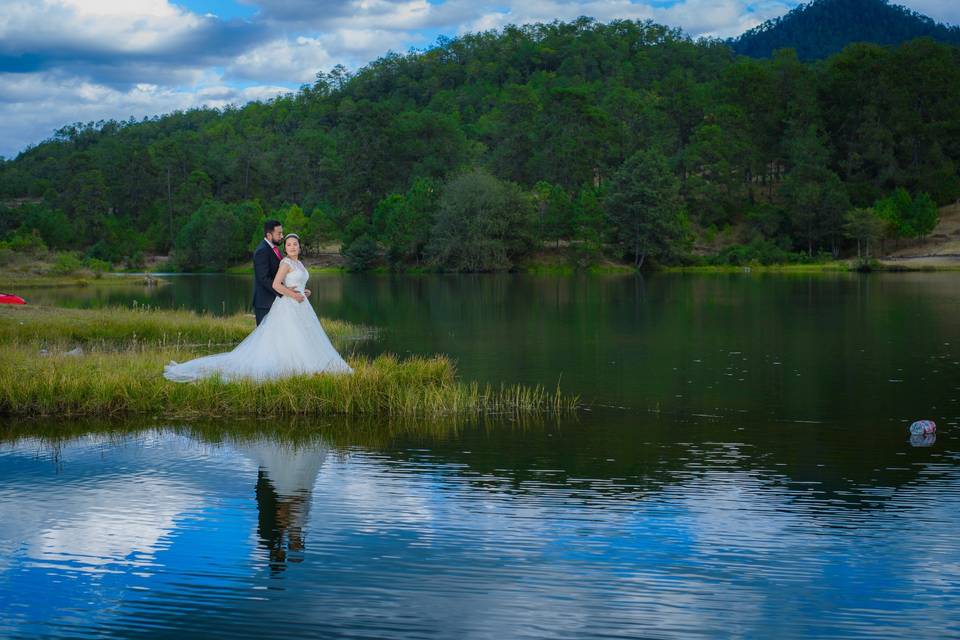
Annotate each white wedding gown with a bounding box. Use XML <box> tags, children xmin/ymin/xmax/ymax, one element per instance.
<box><xmin>164</xmin><ymin>258</ymin><xmax>353</xmax><ymax>382</ymax></box>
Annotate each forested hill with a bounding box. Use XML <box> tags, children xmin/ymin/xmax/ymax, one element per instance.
<box><xmin>731</xmin><ymin>0</ymin><xmax>960</xmax><ymax>60</ymax></box>
<box><xmin>1</xmin><ymin>17</ymin><xmax>959</xmax><ymax>272</ymax></box>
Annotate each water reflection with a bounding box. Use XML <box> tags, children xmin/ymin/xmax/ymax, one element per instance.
<box><xmin>235</xmin><ymin>438</ymin><xmax>328</xmax><ymax>573</ymax></box>
<box><xmin>0</xmin><ymin>415</ymin><xmax>958</xmax><ymax>638</ymax></box>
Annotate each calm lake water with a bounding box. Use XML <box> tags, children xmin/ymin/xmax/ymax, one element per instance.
<box><xmin>2</xmin><ymin>273</ymin><xmax>959</xmax><ymax>638</ymax></box>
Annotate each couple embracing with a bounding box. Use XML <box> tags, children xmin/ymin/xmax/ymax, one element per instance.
<box><xmin>164</xmin><ymin>220</ymin><xmax>353</xmax><ymax>382</ymax></box>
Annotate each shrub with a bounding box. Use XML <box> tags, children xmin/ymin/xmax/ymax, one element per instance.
<box><xmin>712</xmin><ymin>239</ymin><xmax>810</xmax><ymax>266</ymax></box>
<box><xmin>85</xmin><ymin>257</ymin><xmax>112</xmax><ymax>276</ymax></box>
<box><xmin>343</xmin><ymin>234</ymin><xmax>379</xmax><ymax>271</ymax></box>
<box><xmin>427</xmin><ymin>169</ymin><xmax>535</xmax><ymax>272</ymax></box>
<box><xmin>51</xmin><ymin>252</ymin><xmax>83</xmax><ymax>275</ymax></box>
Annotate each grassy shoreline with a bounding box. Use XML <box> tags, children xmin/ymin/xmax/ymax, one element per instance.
<box><xmin>7</xmin><ymin>258</ymin><xmax>960</xmax><ymax>284</ymax></box>
<box><xmin>0</xmin><ymin>305</ymin><xmax>578</xmax><ymax>418</ymax></box>
<box><xmin>0</xmin><ymin>273</ymin><xmax>166</xmax><ymax>289</ymax></box>
<box><xmin>0</xmin><ymin>412</ymin><xmax>564</xmax><ymax>449</ymax></box>
<box><xmin>0</xmin><ymin>347</ymin><xmax>577</xmax><ymax>418</ymax></box>
<box><xmin>0</xmin><ymin>304</ymin><xmax>372</xmax><ymax>349</ymax></box>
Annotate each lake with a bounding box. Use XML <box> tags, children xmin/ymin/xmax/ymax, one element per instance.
<box><xmin>2</xmin><ymin>273</ymin><xmax>959</xmax><ymax>638</ymax></box>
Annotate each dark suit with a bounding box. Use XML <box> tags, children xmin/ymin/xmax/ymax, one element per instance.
<box><xmin>252</xmin><ymin>239</ymin><xmax>281</xmax><ymax>325</ymax></box>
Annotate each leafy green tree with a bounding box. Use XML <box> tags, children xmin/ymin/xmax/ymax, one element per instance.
<box><xmin>874</xmin><ymin>188</ymin><xmax>938</xmax><ymax>243</ymax></box>
<box><xmin>341</xmin><ymin>214</ymin><xmax>374</xmax><ymax>250</ymax></box>
<box><xmin>372</xmin><ymin>194</ymin><xmax>408</xmax><ymax>264</ymax></box>
<box><xmin>746</xmin><ymin>203</ymin><xmax>789</xmax><ymax>240</ymax></box>
<box><xmin>780</xmin><ymin>124</ymin><xmax>850</xmax><ymax>255</ymax></box>
<box><xmin>281</xmin><ymin>203</ymin><xmax>309</xmax><ymax>233</ymax></box>
<box><xmin>573</xmin><ymin>186</ymin><xmax>606</xmax><ymax>246</ymax></box>
<box><xmin>606</xmin><ymin>149</ymin><xmax>685</xmax><ymax>268</ymax></box>
<box><xmin>874</xmin><ymin>187</ymin><xmax>914</xmax><ymax>240</ymax></box>
<box><xmin>480</xmin><ymin>84</ymin><xmax>541</xmax><ymax>184</ymax></box>
<box><xmin>908</xmin><ymin>192</ymin><xmax>939</xmax><ymax>241</ymax></box>
<box><xmin>571</xmin><ymin>186</ymin><xmax>607</xmax><ymax>264</ymax></box>
<box><xmin>16</xmin><ymin>204</ymin><xmax>74</xmax><ymax>249</ymax></box>
<box><xmin>304</xmin><ymin>206</ymin><xmax>340</xmax><ymax>251</ymax></box>
<box><xmin>536</xmin><ymin>86</ymin><xmax>612</xmax><ymax>190</ymax></box>
<box><xmin>67</xmin><ymin>169</ymin><xmax>111</xmax><ymax>245</ymax></box>
<box><xmin>173</xmin><ymin>200</ymin><xmax>246</xmax><ymax>271</ymax></box>
<box><xmin>174</xmin><ymin>170</ymin><xmax>213</xmax><ymax>222</ymax></box>
<box><xmin>682</xmin><ymin>121</ymin><xmax>748</xmax><ymax>227</ymax></box>
<box><xmin>428</xmin><ymin>169</ymin><xmax>534</xmax><ymax>272</ymax></box>
<box><xmin>371</xmin><ymin>179</ymin><xmax>441</xmax><ymax>266</ymax></box>
<box><xmin>532</xmin><ymin>182</ymin><xmax>575</xmax><ymax>247</ymax></box>
<box><xmin>343</xmin><ymin>234</ymin><xmax>379</xmax><ymax>271</ymax></box>
<box><xmin>149</xmin><ymin>131</ymin><xmax>202</xmax><ymax>250</ymax></box>
<box><xmin>843</xmin><ymin>207</ymin><xmax>885</xmax><ymax>258</ymax></box>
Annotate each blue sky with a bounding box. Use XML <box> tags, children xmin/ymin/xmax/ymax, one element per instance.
<box><xmin>0</xmin><ymin>0</ymin><xmax>958</xmax><ymax>158</ymax></box>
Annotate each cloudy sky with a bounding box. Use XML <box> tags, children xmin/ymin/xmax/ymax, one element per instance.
<box><xmin>1</xmin><ymin>0</ymin><xmax>959</xmax><ymax>158</ymax></box>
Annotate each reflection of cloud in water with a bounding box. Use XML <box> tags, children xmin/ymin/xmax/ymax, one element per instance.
<box><xmin>0</xmin><ymin>435</ymin><xmax>209</xmax><ymax>578</ymax></box>
<box><xmin>292</xmin><ymin>458</ymin><xmax>960</xmax><ymax>637</ymax></box>
<box><xmin>1</xmin><ymin>431</ymin><xmax>959</xmax><ymax>637</ymax></box>
<box><xmin>16</xmin><ymin>478</ymin><xmax>197</xmax><ymax>575</ymax></box>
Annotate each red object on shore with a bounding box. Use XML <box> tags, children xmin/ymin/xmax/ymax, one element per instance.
<box><xmin>0</xmin><ymin>293</ymin><xmax>26</xmax><ymax>305</ymax></box>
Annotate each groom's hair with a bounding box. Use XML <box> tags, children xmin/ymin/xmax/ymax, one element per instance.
<box><xmin>264</xmin><ymin>219</ymin><xmax>282</xmax><ymax>235</ymax></box>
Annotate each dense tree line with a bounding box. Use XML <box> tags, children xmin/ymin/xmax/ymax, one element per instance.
<box><xmin>0</xmin><ymin>16</ymin><xmax>958</xmax><ymax>271</ymax></box>
<box><xmin>732</xmin><ymin>0</ymin><xmax>960</xmax><ymax>60</ymax></box>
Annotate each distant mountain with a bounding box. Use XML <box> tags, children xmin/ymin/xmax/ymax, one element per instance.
<box><xmin>730</xmin><ymin>0</ymin><xmax>960</xmax><ymax>59</ymax></box>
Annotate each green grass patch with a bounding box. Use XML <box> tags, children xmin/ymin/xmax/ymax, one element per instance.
<box><xmin>0</xmin><ymin>304</ymin><xmax>371</xmax><ymax>350</ymax></box>
<box><xmin>664</xmin><ymin>261</ymin><xmax>853</xmax><ymax>274</ymax></box>
<box><xmin>587</xmin><ymin>263</ymin><xmax>638</xmax><ymax>275</ymax></box>
<box><xmin>0</xmin><ymin>273</ymin><xmax>165</xmax><ymax>289</ymax></box>
<box><xmin>525</xmin><ymin>264</ymin><xmax>576</xmax><ymax>275</ymax></box>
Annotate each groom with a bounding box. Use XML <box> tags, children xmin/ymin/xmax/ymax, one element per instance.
<box><xmin>252</xmin><ymin>220</ymin><xmax>283</xmax><ymax>325</ymax></box>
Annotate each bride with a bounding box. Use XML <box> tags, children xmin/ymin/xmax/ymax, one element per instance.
<box><xmin>164</xmin><ymin>234</ymin><xmax>353</xmax><ymax>382</ymax></box>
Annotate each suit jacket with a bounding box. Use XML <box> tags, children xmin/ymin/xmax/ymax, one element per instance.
<box><xmin>252</xmin><ymin>239</ymin><xmax>281</xmax><ymax>310</ymax></box>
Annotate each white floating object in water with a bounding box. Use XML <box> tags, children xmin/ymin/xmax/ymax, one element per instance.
<box><xmin>908</xmin><ymin>420</ymin><xmax>936</xmax><ymax>435</ymax></box>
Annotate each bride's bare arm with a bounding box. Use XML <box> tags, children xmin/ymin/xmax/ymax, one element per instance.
<box><xmin>272</xmin><ymin>262</ymin><xmax>305</xmax><ymax>302</ymax></box>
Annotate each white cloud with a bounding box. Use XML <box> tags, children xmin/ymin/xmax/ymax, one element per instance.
<box><xmin>0</xmin><ymin>0</ymin><xmax>203</xmax><ymax>53</ymax></box>
<box><xmin>227</xmin><ymin>36</ymin><xmax>336</xmax><ymax>82</ymax></box>
<box><xmin>0</xmin><ymin>71</ymin><xmax>291</xmax><ymax>157</ymax></box>
<box><xmin>456</xmin><ymin>0</ymin><xmax>794</xmax><ymax>39</ymax></box>
<box><xmin>899</xmin><ymin>0</ymin><xmax>960</xmax><ymax>25</ymax></box>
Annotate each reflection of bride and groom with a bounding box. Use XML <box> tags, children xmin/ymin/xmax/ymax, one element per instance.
<box><xmin>164</xmin><ymin>220</ymin><xmax>353</xmax><ymax>382</ymax></box>
<box><xmin>234</xmin><ymin>437</ymin><xmax>329</xmax><ymax>573</ymax></box>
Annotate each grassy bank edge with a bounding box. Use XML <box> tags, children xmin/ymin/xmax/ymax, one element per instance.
<box><xmin>0</xmin><ymin>347</ymin><xmax>579</xmax><ymax>419</ymax></box>
<box><xmin>0</xmin><ymin>304</ymin><xmax>372</xmax><ymax>348</ymax></box>
<box><xmin>0</xmin><ymin>305</ymin><xmax>578</xmax><ymax>419</ymax></box>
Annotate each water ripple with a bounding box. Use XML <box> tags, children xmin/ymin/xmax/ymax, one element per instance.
<box><xmin>0</xmin><ymin>419</ymin><xmax>958</xmax><ymax>639</ymax></box>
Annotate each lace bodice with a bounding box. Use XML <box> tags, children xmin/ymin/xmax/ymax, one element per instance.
<box><xmin>281</xmin><ymin>258</ymin><xmax>309</xmax><ymax>293</ymax></box>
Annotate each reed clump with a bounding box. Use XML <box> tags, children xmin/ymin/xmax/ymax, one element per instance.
<box><xmin>0</xmin><ymin>346</ymin><xmax>578</xmax><ymax>418</ymax></box>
